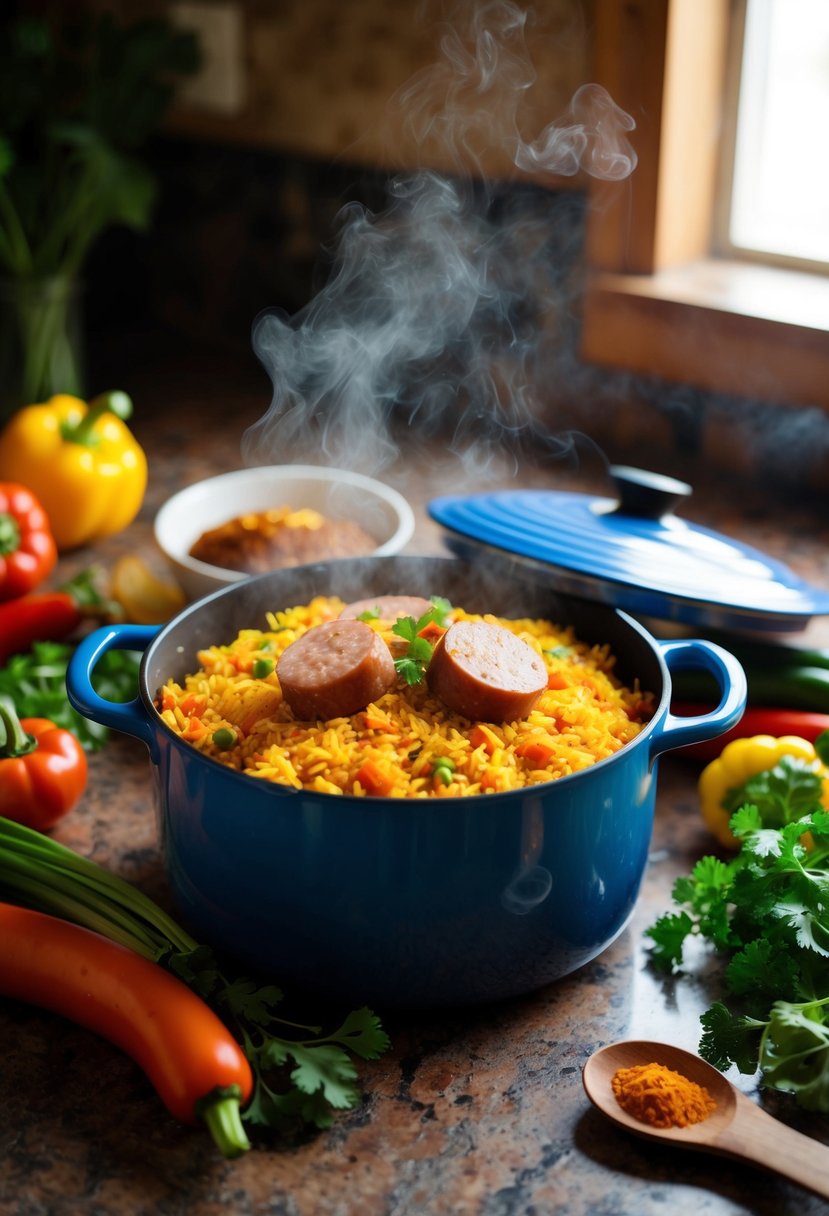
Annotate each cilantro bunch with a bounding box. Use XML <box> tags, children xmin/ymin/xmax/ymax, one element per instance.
<box><xmin>0</xmin><ymin>639</ymin><xmax>140</xmax><ymax>750</ymax></box>
<box><xmin>647</xmin><ymin>740</ymin><xmax>829</xmax><ymax>1109</ymax></box>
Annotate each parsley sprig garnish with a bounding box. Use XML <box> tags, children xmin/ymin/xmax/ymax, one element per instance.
<box><xmin>647</xmin><ymin>734</ymin><xmax>829</xmax><ymax>1108</ymax></box>
<box><xmin>359</xmin><ymin>597</ymin><xmax>452</xmax><ymax>686</ymax></box>
<box><xmin>392</xmin><ymin>620</ymin><xmax>436</xmax><ymax>685</ymax></box>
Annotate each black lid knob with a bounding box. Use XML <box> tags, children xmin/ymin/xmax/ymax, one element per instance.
<box><xmin>608</xmin><ymin>465</ymin><xmax>693</xmax><ymax>520</ymax></box>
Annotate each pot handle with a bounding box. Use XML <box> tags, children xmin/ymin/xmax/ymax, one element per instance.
<box><xmin>650</xmin><ymin>639</ymin><xmax>747</xmax><ymax>761</ymax></box>
<box><xmin>66</xmin><ymin>624</ymin><xmax>160</xmax><ymax>761</ymax></box>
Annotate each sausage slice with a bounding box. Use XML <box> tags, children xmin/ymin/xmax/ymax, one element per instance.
<box><xmin>339</xmin><ymin>595</ymin><xmax>434</xmax><ymax>622</ymax></box>
<box><xmin>427</xmin><ymin>620</ymin><xmax>547</xmax><ymax>723</ymax></box>
<box><xmin>276</xmin><ymin>619</ymin><xmax>396</xmax><ymax>721</ymax></box>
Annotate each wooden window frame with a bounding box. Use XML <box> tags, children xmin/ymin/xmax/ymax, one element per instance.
<box><xmin>581</xmin><ymin>0</ymin><xmax>829</xmax><ymax>410</ymax></box>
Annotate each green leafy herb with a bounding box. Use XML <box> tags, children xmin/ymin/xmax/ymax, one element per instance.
<box><xmin>700</xmin><ymin>995</ymin><xmax>829</xmax><ymax>1110</ymax></box>
<box><xmin>61</xmin><ymin>564</ymin><xmax>121</xmax><ymax>614</ymax></box>
<box><xmin>426</xmin><ymin>596</ymin><xmax>452</xmax><ymax>623</ymax></box>
<box><xmin>646</xmin><ymin>751</ymin><xmax>829</xmax><ymax>1107</ymax></box>
<box><xmin>0</xmin><ymin>12</ymin><xmax>199</xmax><ymax>412</ymax></box>
<box><xmin>392</xmin><ymin>597</ymin><xmax>452</xmax><ymax>685</ymax></box>
<box><xmin>543</xmin><ymin>645</ymin><xmax>573</xmax><ymax>660</ymax></box>
<box><xmin>393</xmin><ymin>630</ymin><xmax>434</xmax><ymax>686</ymax></box>
<box><xmin>722</xmin><ymin>754</ymin><xmax>825</xmax><ymax>823</ymax></box>
<box><xmin>0</xmin><ymin>639</ymin><xmax>139</xmax><ymax>750</ymax></box>
<box><xmin>0</xmin><ymin>11</ymin><xmax>200</xmax><ymax>279</ymax></box>
<box><xmin>0</xmin><ymin>815</ymin><xmax>390</xmax><ymax>1136</ymax></box>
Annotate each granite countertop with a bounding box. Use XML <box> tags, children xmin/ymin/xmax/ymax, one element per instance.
<box><xmin>4</xmin><ymin>348</ymin><xmax>829</xmax><ymax>1216</ymax></box>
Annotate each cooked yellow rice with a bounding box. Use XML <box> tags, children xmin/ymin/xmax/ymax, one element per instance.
<box><xmin>157</xmin><ymin>596</ymin><xmax>655</xmax><ymax>798</ymax></box>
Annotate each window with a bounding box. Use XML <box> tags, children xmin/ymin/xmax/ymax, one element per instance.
<box><xmin>724</xmin><ymin>0</ymin><xmax>829</xmax><ymax>270</ymax></box>
<box><xmin>581</xmin><ymin>0</ymin><xmax>829</xmax><ymax>410</ymax></box>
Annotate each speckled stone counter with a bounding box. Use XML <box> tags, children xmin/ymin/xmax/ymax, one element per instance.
<box><xmin>3</xmin><ymin>344</ymin><xmax>829</xmax><ymax>1216</ymax></box>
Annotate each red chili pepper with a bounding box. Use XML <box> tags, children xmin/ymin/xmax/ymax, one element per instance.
<box><xmin>0</xmin><ymin>565</ymin><xmax>115</xmax><ymax>664</ymax></box>
<box><xmin>0</xmin><ymin>483</ymin><xmax>56</xmax><ymax>601</ymax></box>
<box><xmin>671</xmin><ymin>703</ymin><xmax>829</xmax><ymax>762</ymax></box>
<box><xmin>0</xmin><ymin>591</ymin><xmax>82</xmax><ymax>665</ymax></box>
<box><xmin>0</xmin><ymin>902</ymin><xmax>253</xmax><ymax>1157</ymax></box>
<box><xmin>0</xmin><ymin>696</ymin><xmax>87</xmax><ymax>830</ymax></box>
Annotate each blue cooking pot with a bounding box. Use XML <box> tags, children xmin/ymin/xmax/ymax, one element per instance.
<box><xmin>66</xmin><ymin>555</ymin><xmax>745</xmax><ymax>1009</ymax></box>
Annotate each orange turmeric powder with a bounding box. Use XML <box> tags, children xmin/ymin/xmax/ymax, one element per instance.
<box><xmin>611</xmin><ymin>1062</ymin><xmax>716</xmax><ymax>1128</ymax></box>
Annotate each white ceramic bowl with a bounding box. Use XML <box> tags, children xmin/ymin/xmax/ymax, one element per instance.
<box><xmin>154</xmin><ymin>465</ymin><xmax>416</xmax><ymax>601</ymax></box>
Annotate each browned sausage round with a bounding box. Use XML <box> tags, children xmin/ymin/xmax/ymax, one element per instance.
<box><xmin>426</xmin><ymin>620</ymin><xmax>548</xmax><ymax>723</ymax></box>
<box><xmin>277</xmin><ymin>620</ymin><xmax>396</xmax><ymax>720</ymax></box>
<box><xmin>339</xmin><ymin>595</ymin><xmax>434</xmax><ymax>622</ymax></box>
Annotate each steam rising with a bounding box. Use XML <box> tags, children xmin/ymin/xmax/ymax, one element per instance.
<box><xmin>242</xmin><ymin>2</ymin><xmax>637</xmax><ymax>478</ymax></box>
<box><xmin>394</xmin><ymin>3</ymin><xmax>636</xmax><ymax>181</ymax></box>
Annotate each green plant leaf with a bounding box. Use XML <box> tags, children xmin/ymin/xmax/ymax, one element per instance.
<box><xmin>761</xmin><ymin>1000</ymin><xmax>829</xmax><ymax>1109</ymax></box>
<box><xmin>0</xmin><ymin>136</ymin><xmax>13</xmax><ymax>178</ymax></box>
<box><xmin>699</xmin><ymin>1001</ymin><xmax>763</xmax><ymax>1074</ymax></box>
<box><xmin>648</xmin><ymin>753</ymin><xmax>829</xmax><ymax>1111</ymax></box>
<box><xmin>644</xmin><ymin>910</ymin><xmax>694</xmax><ymax>971</ymax></box>
<box><xmin>326</xmin><ymin>1006</ymin><xmax>392</xmax><ymax>1059</ymax></box>
<box><xmin>0</xmin><ymin>10</ymin><xmax>198</xmax><ymax>274</ymax></box>
<box><xmin>286</xmin><ymin>1043</ymin><xmax>361</xmax><ymax>1108</ymax></box>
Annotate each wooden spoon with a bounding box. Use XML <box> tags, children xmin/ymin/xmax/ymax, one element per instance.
<box><xmin>582</xmin><ymin>1039</ymin><xmax>829</xmax><ymax>1201</ymax></box>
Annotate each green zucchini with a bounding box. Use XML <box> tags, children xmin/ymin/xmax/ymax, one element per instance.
<box><xmin>671</xmin><ymin>664</ymin><xmax>829</xmax><ymax>713</ymax></box>
<box><xmin>700</xmin><ymin>630</ymin><xmax>829</xmax><ymax>673</ymax></box>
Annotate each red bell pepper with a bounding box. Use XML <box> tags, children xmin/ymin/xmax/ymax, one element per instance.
<box><xmin>671</xmin><ymin>703</ymin><xmax>829</xmax><ymax>762</ymax></box>
<box><xmin>0</xmin><ymin>695</ymin><xmax>87</xmax><ymax>830</ymax></box>
<box><xmin>0</xmin><ymin>483</ymin><xmax>56</xmax><ymax>602</ymax></box>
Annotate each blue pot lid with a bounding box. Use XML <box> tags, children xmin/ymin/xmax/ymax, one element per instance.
<box><xmin>429</xmin><ymin>466</ymin><xmax>829</xmax><ymax>633</ymax></box>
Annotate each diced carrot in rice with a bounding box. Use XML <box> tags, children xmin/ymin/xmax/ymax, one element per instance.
<box><xmin>181</xmin><ymin>717</ymin><xmax>208</xmax><ymax>741</ymax></box>
<box><xmin>355</xmin><ymin>759</ymin><xmax>396</xmax><ymax>797</ymax></box>
<box><xmin>362</xmin><ymin>712</ymin><xmax>399</xmax><ymax>733</ymax></box>
<box><xmin>469</xmin><ymin>723</ymin><xmax>502</xmax><ymax>754</ymax></box>
<box><xmin>546</xmin><ymin>672</ymin><xmax>569</xmax><ymax>690</ymax></box>
<box><xmin>516</xmin><ymin>738</ymin><xmax>556</xmax><ymax>767</ymax></box>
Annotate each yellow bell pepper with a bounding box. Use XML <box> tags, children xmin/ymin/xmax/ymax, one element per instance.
<box><xmin>698</xmin><ymin>733</ymin><xmax>829</xmax><ymax>848</ymax></box>
<box><xmin>0</xmin><ymin>392</ymin><xmax>147</xmax><ymax>551</ymax></box>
